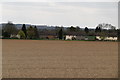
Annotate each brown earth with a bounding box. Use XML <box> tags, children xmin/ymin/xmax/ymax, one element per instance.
<box><xmin>2</xmin><ymin>39</ymin><xmax>118</xmax><ymax>78</ymax></box>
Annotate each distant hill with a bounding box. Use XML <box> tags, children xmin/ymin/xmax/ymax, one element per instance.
<box><xmin>0</xmin><ymin>23</ymin><xmax>68</xmax><ymax>30</ymax></box>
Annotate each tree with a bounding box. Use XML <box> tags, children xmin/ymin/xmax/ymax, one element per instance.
<box><xmin>55</xmin><ymin>26</ymin><xmax>61</xmax><ymax>36</ymax></box>
<box><xmin>97</xmin><ymin>23</ymin><xmax>116</xmax><ymax>30</ymax></box>
<box><xmin>58</xmin><ymin>28</ymin><xmax>63</xmax><ymax>40</ymax></box>
<box><xmin>22</xmin><ymin>24</ymin><xmax>27</xmax><ymax>37</ymax></box>
<box><xmin>3</xmin><ymin>21</ymin><xmax>17</xmax><ymax>37</ymax></box>
<box><xmin>69</xmin><ymin>26</ymin><xmax>76</xmax><ymax>32</ymax></box>
<box><xmin>34</xmin><ymin>26</ymin><xmax>39</xmax><ymax>39</ymax></box>
<box><xmin>95</xmin><ymin>27</ymin><xmax>101</xmax><ymax>33</ymax></box>
<box><xmin>95</xmin><ymin>27</ymin><xmax>99</xmax><ymax>33</ymax></box>
<box><xmin>18</xmin><ymin>30</ymin><xmax>26</xmax><ymax>39</ymax></box>
<box><xmin>27</xmin><ymin>26</ymin><xmax>35</xmax><ymax>39</ymax></box>
<box><xmin>96</xmin><ymin>23</ymin><xmax>117</xmax><ymax>37</ymax></box>
<box><xmin>84</xmin><ymin>27</ymin><xmax>89</xmax><ymax>34</ymax></box>
<box><xmin>98</xmin><ymin>27</ymin><xmax>101</xmax><ymax>32</ymax></box>
<box><xmin>76</xmin><ymin>26</ymin><xmax>80</xmax><ymax>32</ymax></box>
<box><xmin>66</xmin><ymin>26</ymin><xmax>80</xmax><ymax>35</ymax></box>
<box><xmin>2</xmin><ymin>31</ymin><xmax>9</xmax><ymax>38</ymax></box>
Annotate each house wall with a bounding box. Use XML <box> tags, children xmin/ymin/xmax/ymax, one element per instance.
<box><xmin>65</xmin><ymin>35</ymin><xmax>76</xmax><ymax>40</ymax></box>
<box><xmin>96</xmin><ymin>36</ymin><xmax>118</xmax><ymax>41</ymax></box>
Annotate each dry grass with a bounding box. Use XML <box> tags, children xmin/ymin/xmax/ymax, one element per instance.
<box><xmin>2</xmin><ymin>40</ymin><xmax>118</xmax><ymax>78</ymax></box>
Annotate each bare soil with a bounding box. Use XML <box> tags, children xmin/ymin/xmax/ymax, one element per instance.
<box><xmin>2</xmin><ymin>40</ymin><xmax>118</xmax><ymax>78</ymax></box>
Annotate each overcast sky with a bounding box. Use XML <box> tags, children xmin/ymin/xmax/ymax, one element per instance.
<box><xmin>1</xmin><ymin>1</ymin><xmax>118</xmax><ymax>28</ymax></box>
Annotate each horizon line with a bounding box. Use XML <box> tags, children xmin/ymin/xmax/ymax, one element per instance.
<box><xmin>0</xmin><ymin>21</ymin><xmax>117</xmax><ymax>29</ymax></box>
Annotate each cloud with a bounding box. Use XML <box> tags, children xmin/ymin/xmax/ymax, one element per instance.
<box><xmin>1</xmin><ymin>2</ymin><xmax>118</xmax><ymax>28</ymax></box>
<box><xmin>0</xmin><ymin>0</ymin><xmax>119</xmax><ymax>2</ymax></box>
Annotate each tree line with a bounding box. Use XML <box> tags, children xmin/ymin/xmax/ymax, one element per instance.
<box><xmin>2</xmin><ymin>21</ymin><xmax>119</xmax><ymax>40</ymax></box>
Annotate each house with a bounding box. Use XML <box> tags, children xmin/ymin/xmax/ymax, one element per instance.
<box><xmin>65</xmin><ymin>35</ymin><xmax>96</xmax><ymax>41</ymax></box>
<box><xmin>10</xmin><ymin>34</ymin><xmax>20</xmax><ymax>39</ymax></box>
<box><xmin>96</xmin><ymin>36</ymin><xmax>118</xmax><ymax>41</ymax></box>
<box><xmin>104</xmin><ymin>37</ymin><xmax>117</xmax><ymax>41</ymax></box>
<box><xmin>65</xmin><ymin>35</ymin><xmax>76</xmax><ymax>40</ymax></box>
<box><xmin>96</xmin><ymin>36</ymin><xmax>102</xmax><ymax>40</ymax></box>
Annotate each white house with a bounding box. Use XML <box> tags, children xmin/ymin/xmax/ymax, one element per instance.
<box><xmin>104</xmin><ymin>37</ymin><xmax>117</xmax><ymax>41</ymax></box>
<box><xmin>65</xmin><ymin>35</ymin><xmax>76</xmax><ymax>40</ymax></box>
<box><xmin>96</xmin><ymin>36</ymin><xmax>102</xmax><ymax>40</ymax></box>
<box><xmin>10</xmin><ymin>34</ymin><xmax>20</xmax><ymax>39</ymax></box>
<box><xmin>96</xmin><ymin>36</ymin><xmax>118</xmax><ymax>41</ymax></box>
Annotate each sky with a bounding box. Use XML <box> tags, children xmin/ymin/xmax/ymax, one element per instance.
<box><xmin>0</xmin><ymin>0</ymin><xmax>119</xmax><ymax>28</ymax></box>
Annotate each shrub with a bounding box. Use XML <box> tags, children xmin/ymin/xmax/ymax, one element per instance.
<box><xmin>18</xmin><ymin>30</ymin><xmax>26</xmax><ymax>39</ymax></box>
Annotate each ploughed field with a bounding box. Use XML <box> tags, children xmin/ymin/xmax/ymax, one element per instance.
<box><xmin>2</xmin><ymin>40</ymin><xmax>118</xmax><ymax>78</ymax></box>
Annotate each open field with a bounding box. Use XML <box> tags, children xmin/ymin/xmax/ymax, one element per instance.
<box><xmin>2</xmin><ymin>40</ymin><xmax>118</xmax><ymax>78</ymax></box>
